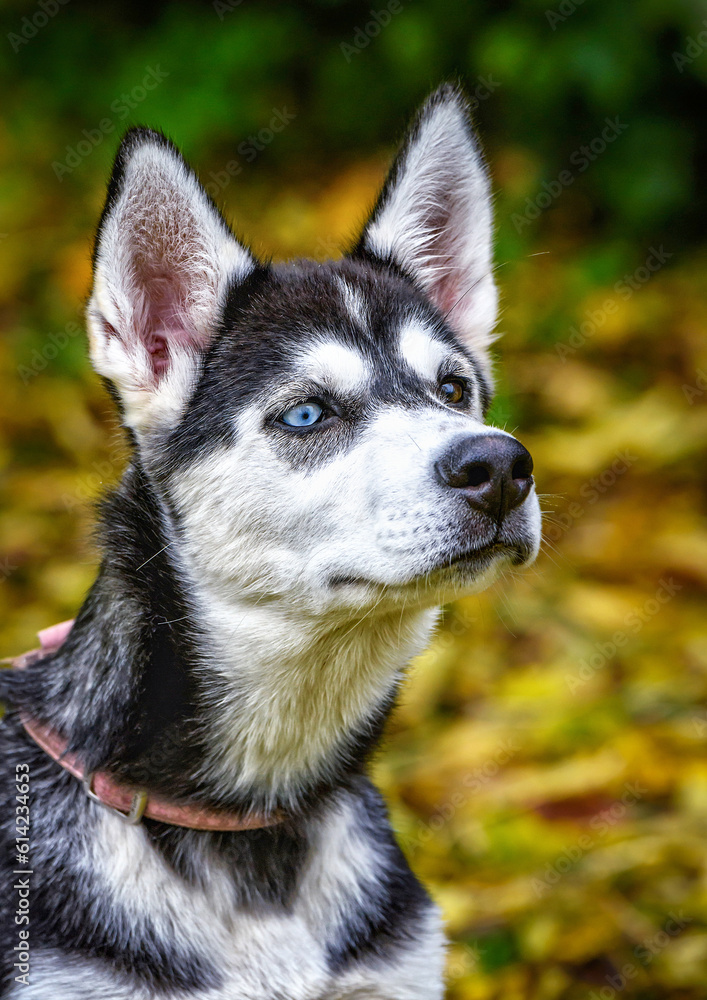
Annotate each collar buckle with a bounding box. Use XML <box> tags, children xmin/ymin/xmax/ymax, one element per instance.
<box><xmin>83</xmin><ymin>772</ymin><xmax>148</xmax><ymax>825</ymax></box>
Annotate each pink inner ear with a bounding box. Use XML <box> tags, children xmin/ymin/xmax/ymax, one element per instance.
<box><xmin>145</xmin><ymin>331</ymin><xmax>170</xmax><ymax>377</ymax></box>
<box><xmin>138</xmin><ymin>271</ymin><xmax>204</xmax><ymax>381</ymax></box>
<box><xmin>416</xmin><ymin>202</ymin><xmax>466</xmax><ymax>319</ymax></box>
<box><xmin>431</xmin><ymin>268</ymin><xmax>462</xmax><ymax>318</ymax></box>
<box><xmin>423</xmin><ymin>250</ymin><xmax>468</xmax><ymax>325</ymax></box>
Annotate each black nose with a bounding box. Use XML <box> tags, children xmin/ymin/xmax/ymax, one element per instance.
<box><xmin>434</xmin><ymin>434</ymin><xmax>534</xmax><ymax>519</ymax></box>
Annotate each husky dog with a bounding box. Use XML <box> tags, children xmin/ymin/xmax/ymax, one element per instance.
<box><xmin>0</xmin><ymin>84</ymin><xmax>540</xmax><ymax>999</ymax></box>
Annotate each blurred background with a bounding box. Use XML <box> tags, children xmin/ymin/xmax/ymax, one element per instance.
<box><xmin>1</xmin><ymin>0</ymin><xmax>706</xmax><ymax>996</ymax></box>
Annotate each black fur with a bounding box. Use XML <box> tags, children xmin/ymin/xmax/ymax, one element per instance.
<box><xmin>325</xmin><ymin>780</ymin><xmax>431</xmax><ymax>973</ymax></box>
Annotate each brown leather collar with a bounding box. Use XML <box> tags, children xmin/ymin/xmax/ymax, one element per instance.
<box><xmin>8</xmin><ymin>620</ymin><xmax>282</xmax><ymax>831</ymax></box>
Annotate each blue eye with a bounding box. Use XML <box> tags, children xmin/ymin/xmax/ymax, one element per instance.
<box><xmin>280</xmin><ymin>401</ymin><xmax>325</xmax><ymax>427</ymax></box>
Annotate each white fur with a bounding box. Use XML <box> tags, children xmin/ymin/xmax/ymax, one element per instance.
<box><xmin>362</xmin><ymin>91</ymin><xmax>498</xmax><ymax>366</ymax></box>
<box><xmin>399</xmin><ymin>321</ymin><xmax>458</xmax><ymax>382</ymax></box>
<box><xmin>6</xmin><ymin>953</ymin><xmax>140</xmax><ymax>1000</ymax></box>
<box><xmin>299</xmin><ymin>793</ymin><xmax>446</xmax><ymax>999</ymax></box>
<box><xmin>336</xmin><ymin>276</ymin><xmax>369</xmax><ymax>329</ymax></box>
<box><xmin>295</xmin><ymin>340</ymin><xmax>370</xmax><ymax>395</ymax></box>
<box><xmin>93</xmin><ymin>812</ymin><xmax>330</xmax><ymax>1000</ymax></box>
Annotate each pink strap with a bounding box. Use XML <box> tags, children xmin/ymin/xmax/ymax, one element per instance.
<box><xmin>11</xmin><ymin>621</ymin><xmax>282</xmax><ymax>832</ymax></box>
<box><xmin>37</xmin><ymin>619</ymin><xmax>74</xmax><ymax>651</ymax></box>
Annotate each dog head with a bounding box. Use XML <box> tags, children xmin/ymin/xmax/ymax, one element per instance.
<box><xmin>87</xmin><ymin>84</ymin><xmax>541</xmax><ymax>618</ymax></box>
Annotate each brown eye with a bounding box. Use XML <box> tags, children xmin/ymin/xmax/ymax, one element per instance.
<box><xmin>439</xmin><ymin>379</ymin><xmax>466</xmax><ymax>404</ymax></box>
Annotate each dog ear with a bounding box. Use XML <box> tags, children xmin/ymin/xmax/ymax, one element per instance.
<box><xmin>353</xmin><ymin>84</ymin><xmax>497</xmax><ymax>360</ymax></box>
<box><xmin>87</xmin><ymin>128</ymin><xmax>255</xmax><ymax>438</ymax></box>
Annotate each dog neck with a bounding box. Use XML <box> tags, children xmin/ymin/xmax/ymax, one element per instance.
<box><xmin>191</xmin><ymin>592</ymin><xmax>437</xmax><ymax>811</ymax></box>
<box><xmin>6</xmin><ymin>461</ymin><xmax>438</xmax><ymax>814</ymax></box>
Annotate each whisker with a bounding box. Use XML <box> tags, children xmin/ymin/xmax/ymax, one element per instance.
<box><xmin>135</xmin><ymin>541</ymin><xmax>173</xmax><ymax>572</ymax></box>
<box><xmin>441</xmin><ymin>273</ymin><xmax>485</xmax><ymax>324</ymax></box>
<box><xmin>337</xmin><ymin>590</ymin><xmax>388</xmax><ymax>643</ymax></box>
